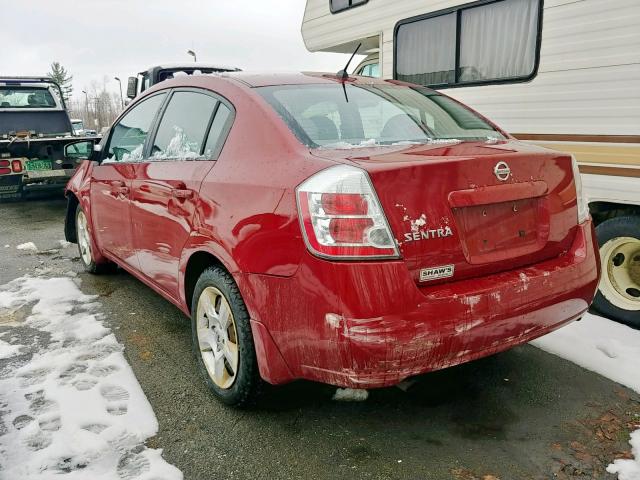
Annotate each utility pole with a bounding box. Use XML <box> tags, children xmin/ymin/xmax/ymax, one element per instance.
<box><xmin>81</xmin><ymin>90</ymin><xmax>89</xmax><ymax>125</ymax></box>
<box><xmin>187</xmin><ymin>49</ymin><xmax>197</xmax><ymax>62</ymax></box>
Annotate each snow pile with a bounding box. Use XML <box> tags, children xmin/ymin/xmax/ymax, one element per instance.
<box><xmin>0</xmin><ymin>276</ymin><xmax>182</xmax><ymax>480</ymax></box>
<box><xmin>16</xmin><ymin>242</ymin><xmax>37</xmax><ymax>252</ymax></box>
<box><xmin>608</xmin><ymin>430</ymin><xmax>640</xmax><ymax>480</ymax></box>
<box><xmin>531</xmin><ymin>313</ymin><xmax>640</xmax><ymax>393</ymax></box>
<box><xmin>531</xmin><ymin>312</ymin><xmax>640</xmax><ymax>478</ymax></box>
<box><xmin>332</xmin><ymin>388</ymin><xmax>369</xmax><ymax>402</ymax></box>
<box><xmin>151</xmin><ymin>126</ymin><xmax>202</xmax><ymax>161</ymax></box>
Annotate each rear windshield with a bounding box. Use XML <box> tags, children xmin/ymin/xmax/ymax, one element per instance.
<box><xmin>257</xmin><ymin>83</ymin><xmax>504</xmax><ymax>148</ymax></box>
<box><xmin>0</xmin><ymin>87</ymin><xmax>57</xmax><ymax>108</ymax></box>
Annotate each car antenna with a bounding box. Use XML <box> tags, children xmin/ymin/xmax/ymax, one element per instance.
<box><xmin>337</xmin><ymin>42</ymin><xmax>362</xmax><ymax>81</ymax></box>
<box><xmin>337</xmin><ymin>43</ymin><xmax>361</xmax><ymax>103</ymax></box>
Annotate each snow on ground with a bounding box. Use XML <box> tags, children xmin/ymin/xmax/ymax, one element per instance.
<box><xmin>532</xmin><ymin>312</ymin><xmax>640</xmax><ymax>479</ymax></box>
<box><xmin>333</xmin><ymin>388</ymin><xmax>369</xmax><ymax>402</ymax></box>
<box><xmin>16</xmin><ymin>242</ymin><xmax>37</xmax><ymax>252</ymax></box>
<box><xmin>0</xmin><ymin>337</ymin><xmax>22</xmax><ymax>360</ymax></box>
<box><xmin>0</xmin><ymin>275</ymin><xmax>182</xmax><ymax>480</ymax></box>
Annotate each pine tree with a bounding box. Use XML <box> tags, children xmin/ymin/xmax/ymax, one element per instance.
<box><xmin>47</xmin><ymin>62</ymin><xmax>73</xmax><ymax>104</ymax></box>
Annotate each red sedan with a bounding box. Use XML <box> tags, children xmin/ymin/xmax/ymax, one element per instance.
<box><xmin>65</xmin><ymin>72</ymin><xmax>599</xmax><ymax>406</ymax></box>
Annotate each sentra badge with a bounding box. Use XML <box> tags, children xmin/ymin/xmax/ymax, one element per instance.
<box><xmin>404</xmin><ymin>225</ymin><xmax>453</xmax><ymax>243</ymax></box>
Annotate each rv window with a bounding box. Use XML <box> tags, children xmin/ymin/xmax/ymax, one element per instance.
<box><xmin>330</xmin><ymin>0</ymin><xmax>368</xmax><ymax>14</ymax></box>
<box><xmin>395</xmin><ymin>0</ymin><xmax>541</xmax><ymax>88</ymax></box>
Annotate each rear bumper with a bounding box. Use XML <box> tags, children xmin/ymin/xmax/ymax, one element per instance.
<box><xmin>242</xmin><ymin>221</ymin><xmax>600</xmax><ymax>388</ymax></box>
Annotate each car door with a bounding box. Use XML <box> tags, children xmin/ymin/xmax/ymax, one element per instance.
<box><xmin>90</xmin><ymin>92</ymin><xmax>167</xmax><ymax>270</ymax></box>
<box><xmin>130</xmin><ymin>88</ymin><xmax>234</xmax><ymax>299</ymax></box>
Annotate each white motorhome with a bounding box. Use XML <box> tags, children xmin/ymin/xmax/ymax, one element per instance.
<box><xmin>302</xmin><ymin>0</ymin><xmax>640</xmax><ymax>325</ymax></box>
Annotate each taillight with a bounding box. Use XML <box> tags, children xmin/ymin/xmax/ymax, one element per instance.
<box><xmin>0</xmin><ymin>160</ymin><xmax>8</xmax><ymax>168</ymax></box>
<box><xmin>11</xmin><ymin>160</ymin><xmax>22</xmax><ymax>173</ymax></box>
<box><xmin>296</xmin><ymin>165</ymin><xmax>399</xmax><ymax>259</ymax></box>
<box><xmin>0</xmin><ymin>168</ymin><xmax>10</xmax><ymax>175</ymax></box>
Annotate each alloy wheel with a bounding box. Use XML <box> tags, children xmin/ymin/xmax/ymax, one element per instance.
<box><xmin>76</xmin><ymin>209</ymin><xmax>93</xmax><ymax>266</ymax></box>
<box><xmin>195</xmin><ymin>286</ymin><xmax>239</xmax><ymax>389</ymax></box>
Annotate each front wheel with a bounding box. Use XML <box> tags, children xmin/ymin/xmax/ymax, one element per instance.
<box><xmin>593</xmin><ymin>216</ymin><xmax>640</xmax><ymax>328</ymax></box>
<box><xmin>75</xmin><ymin>204</ymin><xmax>114</xmax><ymax>274</ymax></box>
<box><xmin>191</xmin><ymin>266</ymin><xmax>261</xmax><ymax>407</ymax></box>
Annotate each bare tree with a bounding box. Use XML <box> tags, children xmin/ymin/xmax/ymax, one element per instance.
<box><xmin>68</xmin><ymin>78</ymin><xmax>123</xmax><ymax>133</ymax></box>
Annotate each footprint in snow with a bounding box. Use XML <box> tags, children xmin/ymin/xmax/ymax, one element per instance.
<box><xmin>72</xmin><ymin>378</ymin><xmax>98</xmax><ymax>391</ymax></box>
<box><xmin>24</xmin><ymin>431</ymin><xmax>53</xmax><ymax>451</ymax></box>
<box><xmin>53</xmin><ymin>456</ymin><xmax>89</xmax><ymax>474</ymax></box>
<box><xmin>17</xmin><ymin>367</ymin><xmax>50</xmax><ymax>387</ymax></box>
<box><xmin>107</xmin><ymin>403</ymin><xmax>128</xmax><ymax>416</ymax></box>
<box><xmin>38</xmin><ymin>413</ymin><xmax>61</xmax><ymax>432</ymax></box>
<box><xmin>117</xmin><ymin>451</ymin><xmax>150</xmax><ymax>480</ymax></box>
<box><xmin>100</xmin><ymin>384</ymin><xmax>130</xmax><ymax>416</ymax></box>
<box><xmin>76</xmin><ymin>343</ymin><xmax>121</xmax><ymax>362</ymax></box>
<box><xmin>26</xmin><ymin>390</ymin><xmax>58</xmax><ymax>415</ymax></box>
<box><xmin>12</xmin><ymin>414</ymin><xmax>34</xmax><ymax>430</ymax></box>
<box><xmin>88</xmin><ymin>363</ymin><xmax>119</xmax><ymax>377</ymax></box>
<box><xmin>100</xmin><ymin>385</ymin><xmax>130</xmax><ymax>402</ymax></box>
<box><xmin>81</xmin><ymin>423</ymin><xmax>109</xmax><ymax>434</ymax></box>
<box><xmin>58</xmin><ymin>361</ymin><xmax>89</xmax><ymax>382</ymax></box>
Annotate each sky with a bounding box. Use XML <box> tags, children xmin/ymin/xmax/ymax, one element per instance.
<box><xmin>0</xmin><ymin>0</ymin><xmax>353</xmax><ymax>101</ymax></box>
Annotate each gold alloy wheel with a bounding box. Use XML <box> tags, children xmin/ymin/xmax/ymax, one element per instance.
<box><xmin>599</xmin><ymin>236</ymin><xmax>640</xmax><ymax>311</ymax></box>
<box><xmin>76</xmin><ymin>209</ymin><xmax>93</xmax><ymax>266</ymax></box>
<box><xmin>196</xmin><ymin>286</ymin><xmax>239</xmax><ymax>389</ymax></box>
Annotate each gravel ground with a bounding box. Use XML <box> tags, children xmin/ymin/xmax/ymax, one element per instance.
<box><xmin>1</xmin><ymin>197</ymin><xmax>638</xmax><ymax>480</ymax></box>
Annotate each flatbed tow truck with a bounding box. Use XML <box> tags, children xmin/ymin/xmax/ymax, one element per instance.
<box><xmin>0</xmin><ymin>77</ymin><xmax>98</xmax><ymax>200</ymax></box>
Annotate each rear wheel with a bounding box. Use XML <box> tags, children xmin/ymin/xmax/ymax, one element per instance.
<box><xmin>593</xmin><ymin>216</ymin><xmax>640</xmax><ymax>328</ymax></box>
<box><xmin>75</xmin><ymin>204</ymin><xmax>114</xmax><ymax>274</ymax></box>
<box><xmin>191</xmin><ymin>267</ymin><xmax>261</xmax><ymax>406</ymax></box>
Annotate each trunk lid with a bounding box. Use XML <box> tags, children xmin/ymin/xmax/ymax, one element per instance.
<box><xmin>311</xmin><ymin>140</ymin><xmax>579</xmax><ymax>286</ymax></box>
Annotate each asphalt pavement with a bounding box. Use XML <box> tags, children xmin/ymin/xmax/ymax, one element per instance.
<box><xmin>1</xmin><ymin>196</ymin><xmax>638</xmax><ymax>480</ymax></box>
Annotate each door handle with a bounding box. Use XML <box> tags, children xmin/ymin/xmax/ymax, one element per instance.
<box><xmin>172</xmin><ymin>188</ymin><xmax>193</xmax><ymax>199</ymax></box>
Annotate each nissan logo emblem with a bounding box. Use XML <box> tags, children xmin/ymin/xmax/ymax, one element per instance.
<box><xmin>494</xmin><ymin>161</ymin><xmax>511</xmax><ymax>181</ymax></box>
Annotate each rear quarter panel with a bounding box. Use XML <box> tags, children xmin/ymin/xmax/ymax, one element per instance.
<box><xmin>175</xmin><ymin>77</ymin><xmax>337</xmax><ymax>308</ymax></box>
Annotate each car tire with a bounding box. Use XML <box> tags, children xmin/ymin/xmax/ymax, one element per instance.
<box><xmin>592</xmin><ymin>216</ymin><xmax>640</xmax><ymax>328</ymax></box>
<box><xmin>191</xmin><ymin>266</ymin><xmax>262</xmax><ymax>407</ymax></box>
<box><xmin>75</xmin><ymin>204</ymin><xmax>114</xmax><ymax>274</ymax></box>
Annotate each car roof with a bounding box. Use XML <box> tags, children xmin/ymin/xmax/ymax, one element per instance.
<box><xmin>221</xmin><ymin>71</ymin><xmax>400</xmax><ymax>88</ymax></box>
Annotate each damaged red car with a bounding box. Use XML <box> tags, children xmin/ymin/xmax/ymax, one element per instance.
<box><xmin>64</xmin><ymin>73</ymin><xmax>599</xmax><ymax>406</ymax></box>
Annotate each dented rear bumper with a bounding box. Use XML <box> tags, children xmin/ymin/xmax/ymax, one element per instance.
<box><xmin>242</xmin><ymin>221</ymin><xmax>599</xmax><ymax>388</ymax></box>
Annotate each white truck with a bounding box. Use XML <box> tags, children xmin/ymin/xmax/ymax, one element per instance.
<box><xmin>302</xmin><ymin>0</ymin><xmax>640</xmax><ymax>325</ymax></box>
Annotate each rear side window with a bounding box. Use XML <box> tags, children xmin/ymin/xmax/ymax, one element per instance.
<box><xmin>204</xmin><ymin>103</ymin><xmax>232</xmax><ymax>159</ymax></box>
<box><xmin>105</xmin><ymin>93</ymin><xmax>166</xmax><ymax>163</ymax></box>
<box><xmin>395</xmin><ymin>0</ymin><xmax>541</xmax><ymax>87</ymax></box>
<box><xmin>151</xmin><ymin>91</ymin><xmax>218</xmax><ymax>160</ymax></box>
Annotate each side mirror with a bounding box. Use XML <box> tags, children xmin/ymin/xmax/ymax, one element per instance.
<box><xmin>64</xmin><ymin>140</ymin><xmax>94</xmax><ymax>161</ymax></box>
<box><xmin>126</xmin><ymin>77</ymin><xmax>138</xmax><ymax>99</ymax></box>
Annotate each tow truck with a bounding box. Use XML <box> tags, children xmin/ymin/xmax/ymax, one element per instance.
<box><xmin>126</xmin><ymin>63</ymin><xmax>241</xmax><ymax>100</ymax></box>
<box><xmin>0</xmin><ymin>77</ymin><xmax>98</xmax><ymax>200</ymax></box>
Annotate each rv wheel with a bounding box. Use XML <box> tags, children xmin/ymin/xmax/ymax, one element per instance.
<box><xmin>593</xmin><ymin>216</ymin><xmax>640</xmax><ymax>328</ymax></box>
